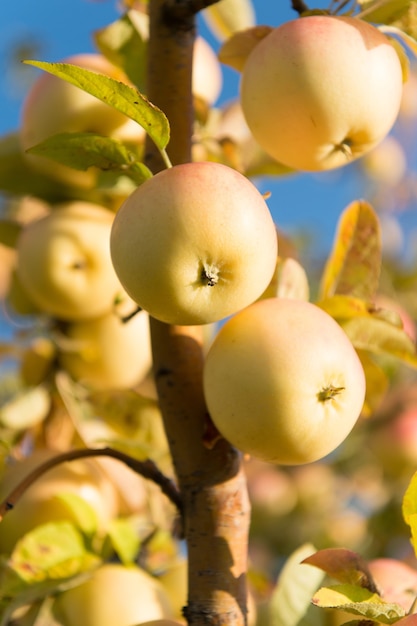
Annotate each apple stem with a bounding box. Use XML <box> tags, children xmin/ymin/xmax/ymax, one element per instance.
<box><xmin>317</xmin><ymin>385</ymin><xmax>345</xmax><ymax>402</ymax></box>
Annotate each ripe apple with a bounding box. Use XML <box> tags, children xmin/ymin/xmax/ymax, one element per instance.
<box><xmin>368</xmin><ymin>558</ymin><xmax>417</xmax><ymax>612</ymax></box>
<box><xmin>52</xmin><ymin>563</ymin><xmax>174</xmax><ymax>626</ymax></box>
<box><xmin>240</xmin><ymin>15</ymin><xmax>403</xmax><ymax>171</ymax></box>
<box><xmin>16</xmin><ymin>201</ymin><xmax>125</xmax><ymax>321</ymax></box>
<box><xmin>203</xmin><ymin>298</ymin><xmax>366</xmax><ymax>465</ymax></box>
<box><xmin>58</xmin><ymin>308</ymin><xmax>152</xmax><ymax>390</ymax></box>
<box><xmin>0</xmin><ymin>450</ymin><xmax>120</xmax><ymax>554</ymax></box>
<box><xmin>20</xmin><ymin>53</ymin><xmax>145</xmax><ymax>188</ymax></box>
<box><xmin>110</xmin><ymin>161</ymin><xmax>278</xmax><ymax>325</ymax></box>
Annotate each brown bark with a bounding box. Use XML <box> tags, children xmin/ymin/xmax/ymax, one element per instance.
<box><xmin>144</xmin><ymin>2</ymin><xmax>251</xmax><ymax>624</ymax></box>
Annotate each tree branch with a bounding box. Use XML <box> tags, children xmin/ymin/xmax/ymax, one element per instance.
<box><xmin>0</xmin><ymin>447</ymin><xmax>182</xmax><ymax>521</ymax></box>
<box><xmin>144</xmin><ymin>1</ymin><xmax>251</xmax><ymax>624</ymax></box>
<box><xmin>292</xmin><ymin>0</ymin><xmax>309</xmax><ymax>14</ymax></box>
<box><xmin>163</xmin><ymin>0</ymin><xmax>221</xmax><ymax>22</ymax></box>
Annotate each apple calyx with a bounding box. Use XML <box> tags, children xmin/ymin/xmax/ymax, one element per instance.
<box><xmin>200</xmin><ymin>262</ymin><xmax>220</xmax><ymax>287</ymax></box>
<box><xmin>317</xmin><ymin>385</ymin><xmax>345</xmax><ymax>402</ymax></box>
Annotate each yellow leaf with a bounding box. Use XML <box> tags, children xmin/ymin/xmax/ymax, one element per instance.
<box><xmin>357</xmin><ymin>350</ymin><xmax>389</xmax><ymax>417</ymax></box>
<box><xmin>260</xmin><ymin>257</ymin><xmax>310</xmax><ymax>301</ymax></box>
<box><xmin>319</xmin><ymin>200</ymin><xmax>381</xmax><ymax>302</ymax></box>
<box><xmin>340</xmin><ymin>316</ymin><xmax>417</xmax><ymax>367</ymax></box>
<box><xmin>202</xmin><ymin>0</ymin><xmax>256</xmax><ymax>42</ymax></box>
<box><xmin>218</xmin><ymin>26</ymin><xmax>273</xmax><ymax>72</ymax></box>
<box><xmin>312</xmin><ymin>583</ymin><xmax>405</xmax><ymax>623</ymax></box>
<box><xmin>317</xmin><ymin>295</ymin><xmax>370</xmax><ymax>320</ymax></box>
<box><xmin>403</xmin><ymin>472</ymin><xmax>417</xmax><ymax>558</ymax></box>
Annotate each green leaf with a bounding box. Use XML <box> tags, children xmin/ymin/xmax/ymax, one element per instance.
<box><xmin>268</xmin><ymin>543</ymin><xmax>325</xmax><ymax>626</ymax></box>
<box><xmin>94</xmin><ymin>11</ymin><xmax>148</xmax><ymax>92</ymax></box>
<box><xmin>312</xmin><ymin>584</ymin><xmax>405</xmax><ymax>624</ymax></box>
<box><xmin>106</xmin><ymin>518</ymin><xmax>141</xmax><ymax>565</ymax></box>
<box><xmin>0</xmin><ymin>133</ymin><xmax>69</xmax><ymax>201</ymax></box>
<box><xmin>340</xmin><ymin>316</ymin><xmax>417</xmax><ymax>367</ymax></box>
<box><xmin>358</xmin><ymin>0</ymin><xmax>412</xmax><ymax>24</ymax></box>
<box><xmin>23</xmin><ymin>60</ymin><xmax>170</xmax><ymax>151</ymax></box>
<box><xmin>8</xmin><ymin>521</ymin><xmax>100</xmax><ymax>584</ymax></box>
<box><xmin>54</xmin><ymin>493</ymin><xmax>99</xmax><ymax>537</ymax></box>
<box><xmin>0</xmin><ymin>566</ymin><xmax>90</xmax><ymax>626</ymax></box>
<box><xmin>28</xmin><ymin>132</ymin><xmax>152</xmax><ymax>186</ymax></box>
<box><xmin>202</xmin><ymin>0</ymin><xmax>256</xmax><ymax>41</ymax></box>
<box><xmin>319</xmin><ymin>200</ymin><xmax>381</xmax><ymax>302</ymax></box>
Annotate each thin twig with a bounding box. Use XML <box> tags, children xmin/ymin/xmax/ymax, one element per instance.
<box><xmin>292</xmin><ymin>0</ymin><xmax>310</xmax><ymax>15</ymax></box>
<box><xmin>0</xmin><ymin>447</ymin><xmax>183</xmax><ymax>521</ymax></box>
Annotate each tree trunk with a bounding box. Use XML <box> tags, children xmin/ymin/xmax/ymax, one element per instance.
<box><xmin>144</xmin><ymin>2</ymin><xmax>251</xmax><ymax>624</ymax></box>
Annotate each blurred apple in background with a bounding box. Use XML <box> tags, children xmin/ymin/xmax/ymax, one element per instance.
<box><xmin>16</xmin><ymin>202</ymin><xmax>125</xmax><ymax>321</ymax></box>
<box><xmin>58</xmin><ymin>308</ymin><xmax>152</xmax><ymax>391</ymax></box>
<box><xmin>52</xmin><ymin>563</ymin><xmax>174</xmax><ymax>626</ymax></box>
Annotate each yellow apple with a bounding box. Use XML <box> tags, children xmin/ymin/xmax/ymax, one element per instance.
<box><xmin>240</xmin><ymin>15</ymin><xmax>403</xmax><ymax>171</ymax></box>
<box><xmin>192</xmin><ymin>36</ymin><xmax>223</xmax><ymax>106</ymax></box>
<box><xmin>52</xmin><ymin>563</ymin><xmax>174</xmax><ymax>626</ymax></box>
<box><xmin>58</xmin><ymin>308</ymin><xmax>152</xmax><ymax>390</ymax></box>
<box><xmin>110</xmin><ymin>161</ymin><xmax>278</xmax><ymax>325</ymax></box>
<box><xmin>16</xmin><ymin>201</ymin><xmax>125</xmax><ymax>321</ymax></box>
<box><xmin>20</xmin><ymin>53</ymin><xmax>145</xmax><ymax>188</ymax></box>
<box><xmin>0</xmin><ymin>450</ymin><xmax>120</xmax><ymax>554</ymax></box>
<box><xmin>203</xmin><ymin>298</ymin><xmax>366</xmax><ymax>465</ymax></box>
<box><xmin>361</xmin><ymin>135</ymin><xmax>407</xmax><ymax>187</ymax></box>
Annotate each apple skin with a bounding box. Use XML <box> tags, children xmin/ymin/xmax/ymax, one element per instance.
<box><xmin>20</xmin><ymin>53</ymin><xmax>144</xmax><ymax>188</ymax></box>
<box><xmin>203</xmin><ymin>298</ymin><xmax>366</xmax><ymax>465</ymax></box>
<box><xmin>193</xmin><ymin>37</ymin><xmax>223</xmax><ymax>106</ymax></box>
<box><xmin>240</xmin><ymin>15</ymin><xmax>403</xmax><ymax>172</ymax></box>
<box><xmin>16</xmin><ymin>202</ymin><xmax>125</xmax><ymax>321</ymax></box>
<box><xmin>368</xmin><ymin>558</ymin><xmax>417</xmax><ymax>612</ymax></box>
<box><xmin>58</xmin><ymin>308</ymin><xmax>152</xmax><ymax>390</ymax></box>
<box><xmin>0</xmin><ymin>450</ymin><xmax>120</xmax><ymax>554</ymax></box>
<box><xmin>52</xmin><ymin>563</ymin><xmax>174</xmax><ymax>626</ymax></box>
<box><xmin>110</xmin><ymin>161</ymin><xmax>278</xmax><ymax>325</ymax></box>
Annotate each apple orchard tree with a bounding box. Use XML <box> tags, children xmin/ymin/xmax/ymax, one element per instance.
<box><xmin>0</xmin><ymin>1</ymin><xmax>417</xmax><ymax>625</ymax></box>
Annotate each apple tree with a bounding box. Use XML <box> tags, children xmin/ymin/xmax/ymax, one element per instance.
<box><xmin>0</xmin><ymin>0</ymin><xmax>417</xmax><ymax>625</ymax></box>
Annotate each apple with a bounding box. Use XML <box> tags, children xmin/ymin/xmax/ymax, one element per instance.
<box><xmin>203</xmin><ymin>298</ymin><xmax>366</xmax><ymax>465</ymax></box>
<box><xmin>20</xmin><ymin>53</ymin><xmax>145</xmax><ymax>188</ymax></box>
<box><xmin>58</xmin><ymin>307</ymin><xmax>152</xmax><ymax>390</ymax></box>
<box><xmin>52</xmin><ymin>563</ymin><xmax>174</xmax><ymax>626</ymax></box>
<box><xmin>361</xmin><ymin>135</ymin><xmax>407</xmax><ymax>187</ymax></box>
<box><xmin>110</xmin><ymin>161</ymin><xmax>278</xmax><ymax>325</ymax></box>
<box><xmin>193</xmin><ymin>37</ymin><xmax>223</xmax><ymax>106</ymax></box>
<box><xmin>240</xmin><ymin>15</ymin><xmax>403</xmax><ymax>171</ymax></box>
<box><xmin>16</xmin><ymin>201</ymin><xmax>126</xmax><ymax>321</ymax></box>
<box><xmin>0</xmin><ymin>450</ymin><xmax>120</xmax><ymax>554</ymax></box>
<box><xmin>368</xmin><ymin>558</ymin><xmax>417</xmax><ymax>612</ymax></box>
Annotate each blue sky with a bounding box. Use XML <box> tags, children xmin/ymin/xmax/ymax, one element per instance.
<box><xmin>1</xmin><ymin>0</ymin><xmax>416</xmax><ymax>267</ymax></box>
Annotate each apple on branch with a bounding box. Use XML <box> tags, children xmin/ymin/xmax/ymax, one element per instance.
<box><xmin>110</xmin><ymin>161</ymin><xmax>278</xmax><ymax>325</ymax></box>
<box><xmin>203</xmin><ymin>297</ymin><xmax>366</xmax><ymax>465</ymax></box>
<box><xmin>239</xmin><ymin>15</ymin><xmax>404</xmax><ymax>171</ymax></box>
